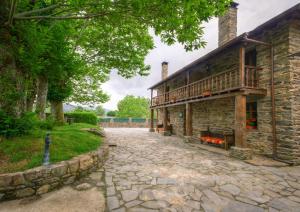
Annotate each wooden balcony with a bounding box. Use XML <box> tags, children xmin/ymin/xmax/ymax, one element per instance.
<box><xmin>151</xmin><ymin>66</ymin><xmax>266</xmax><ymax>108</ymax></box>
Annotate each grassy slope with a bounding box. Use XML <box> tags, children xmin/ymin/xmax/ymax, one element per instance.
<box><xmin>0</xmin><ymin>123</ymin><xmax>102</xmax><ymax>174</ymax></box>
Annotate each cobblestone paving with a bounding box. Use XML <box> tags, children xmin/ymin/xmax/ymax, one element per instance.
<box><xmin>104</xmin><ymin>128</ymin><xmax>300</xmax><ymax>212</ymax></box>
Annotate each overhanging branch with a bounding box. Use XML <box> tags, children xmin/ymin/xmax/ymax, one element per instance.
<box><xmin>13</xmin><ymin>13</ymin><xmax>109</xmax><ymax>20</ymax></box>
<box><xmin>13</xmin><ymin>3</ymin><xmax>63</xmax><ymax>18</ymax></box>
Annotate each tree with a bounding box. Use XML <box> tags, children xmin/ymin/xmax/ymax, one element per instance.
<box><xmin>0</xmin><ymin>0</ymin><xmax>232</xmax><ymax>119</ymax></box>
<box><xmin>117</xmin><ymin>95</ymin><xmax>150</xmax><ymax>118</ymax></box>
<box><xmin>95</xmin><ymin>106</ymin><xmax>105</xmax><ymax>117</ymax></box>
<box><xmin>107</xmin><ymin>111</ymin><xmax>117</xmax><ymax>117</ymax></box>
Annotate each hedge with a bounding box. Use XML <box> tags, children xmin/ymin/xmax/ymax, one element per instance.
<box><xmin>64</xmin><ymin>112</ymin><xmax>97</xmax><ymax>125</ymax></box>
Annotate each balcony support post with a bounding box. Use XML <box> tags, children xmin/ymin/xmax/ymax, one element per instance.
<box><xmin>234</xmin><ymin>94</ymin><xmax>246</xmax><ymax>147</ymax></box>
<box><xmin>163</xmin><ymin>83</ymin><xmax>167</xmax><ymax>104</ymax></box>
<box><xmin>230</xmin><ymin>94</ymin><xmax>252</xmax><ymax>160</ymax></box>
<box><xmin>162</xmin><ymin>107</ymin><xmax>170</xmax><ymax>135</ymax></box>
<box><xmin>185</xmin><ymin>103</ymin><xmax>192</xmax><ymax>136</ymax></box>
<box><xmin>239</xmin><ymin>45</ymin><xmax>245</xmax><ymax>87</ymax></box>
<box><xmin>149</xmin><ymin>109</ymin><xmax>155</xmax><ymax>132</ymax></box>
<box><xmin>150</xmin><ymin>89</ymin><xmax>153</xmax><ymax>107</ymax></box>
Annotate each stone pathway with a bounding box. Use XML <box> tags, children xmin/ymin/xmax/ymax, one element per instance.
<box><xmin>104</xmin><ymin>128</ymin><xmax>300</xmax><ymax>212</ymax></box>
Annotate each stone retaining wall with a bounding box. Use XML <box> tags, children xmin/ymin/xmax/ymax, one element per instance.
<box><xmin>0</xmin><ymin>142</ymin><xmax>109</xmax><ymax>201</ymax></box>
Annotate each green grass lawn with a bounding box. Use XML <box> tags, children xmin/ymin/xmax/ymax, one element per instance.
<box><xmin>0</xmin><ymin>123</ymin><xmax>102</xmax><ymax>174</ymax></box>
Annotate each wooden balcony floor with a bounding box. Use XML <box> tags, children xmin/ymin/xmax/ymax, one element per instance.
<box><xmin>150</xmin><ymin>87</ymin><xmax>267</xmax><ymax>109</ymax></box>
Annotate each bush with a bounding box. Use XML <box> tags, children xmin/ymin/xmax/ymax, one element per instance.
<box><xmin>107</xmin><ymin>111</ymin><xmax>116</xmax><ymax>117</ymax></box>
<box><xmin>65</xmin><ymin>112</ymin><xmax>97</xmax><ymax>125</ymax></box>
<box><xmin>0</xmin><ymin>111</ymin><xmax>39</xmax><ymax>138</ymax></box>
<box><xmin>39</xmin><ymin>115</ymin><xmax>55</xmax><ymax>130</ymax></box>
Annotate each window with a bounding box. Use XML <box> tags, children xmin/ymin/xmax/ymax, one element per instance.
<box><xmin>246</xmin><ymin>102</ymin><xmax>257</xmax><ymax>129</ymax></box>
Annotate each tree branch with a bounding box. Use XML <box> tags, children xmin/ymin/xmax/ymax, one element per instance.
<box><xmin>13</xmin><ymin>3</ymin><xmax>63</xmax><ymax>18</ymax></box>
<box><xmin>13</xmin><ymin>12</ymin><xmax>109</xmax><ymax>20</ymax></box>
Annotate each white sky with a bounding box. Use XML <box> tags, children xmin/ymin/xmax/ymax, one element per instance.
<box><xmin>102</xmin><ymin>0</ymin><xmax>299</xmax><ymax>110</ymax></box>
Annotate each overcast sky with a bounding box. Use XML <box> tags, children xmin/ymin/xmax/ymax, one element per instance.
<box><xmin>101</xmin><ymin>0</ymin><xmax>299</xmax><ymax>110</ymax></box>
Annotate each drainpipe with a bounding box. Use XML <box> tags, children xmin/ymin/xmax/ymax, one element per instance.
<box><xmin>243</xmin><ymin>37</ymin><xmax>277</xmax><ymax>159</ymax></box>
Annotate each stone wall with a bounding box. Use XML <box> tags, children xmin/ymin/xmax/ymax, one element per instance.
<box><xmin>289</xmin><ymin>20</ymin><xmax>300</xmax><ymax>164</ymax></box>
<box><xmin>0</xmin><ymin>142</ymin><xmax>109</xmax><ymax>201</ymax></box>
<box><xmin>168</xmin><ymin>105</ymin><xmax>185</xmax><ymax>136</ymax></box>
<box><xmin>245</xmin><ymin>19</ymin><xmax>299</xmax><ymax>162</ymax></box>
<box><xmin>153</xmin><ymin>16</ymin><xmax>300</xmax><ymax>164</ymax></box>
<box><xmin>192</xmin><ymin>98</ymin><xmax>235</xmax><ymax>138</ymax></box>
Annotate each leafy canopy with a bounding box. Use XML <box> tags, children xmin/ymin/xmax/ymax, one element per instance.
<box><xmin>3</xmin><ymin>0</ymin><xmax>233</xmax><ymax>108</ymax></box>
<box><xmin>117</xmin><ymin>95</ymin><xmax>150</xmax><ymax>118</ymax></box>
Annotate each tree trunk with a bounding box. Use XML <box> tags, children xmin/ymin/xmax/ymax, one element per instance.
<box><xmin>26</xmin><ymin>79</ymin><xmax>36</xmax><ymax>112</ymax></box>
<box><xmin>36</xmin><ymin>75</ymin><xmax>48</xmax><ymax>120</ymax></box>
<box><xmin>0</xmin><ymin>17</ymin><xmax>23</xmax><ymax>116</ymax></box>
<box><xmin>50</xmin><ymin>101</ymin><xmax>64</xmax><ymax>123</ymax></box>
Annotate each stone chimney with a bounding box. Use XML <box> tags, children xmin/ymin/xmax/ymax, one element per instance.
<box><xmin>218</xmin><ymin>2</ymin><xmax>238</xmax><ymax>47</ymax></box>
<box><xmin>161</xmin><ymin>61</ymin><xmax>168</xmax><ymax>80</ymax></box>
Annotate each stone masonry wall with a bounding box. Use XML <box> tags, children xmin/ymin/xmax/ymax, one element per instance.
<box><xmin>168</xmin><ymin>105</ymin><xmax>185</xmax><ymax>136</ymax></box>
<box><xmin>153</xmin><ymin>17</ymin><xmax>299</xmax><ymax>164</ymax></box>
<box><xmin>246</xmin><ymin>20</ymin><xmax>296</xmax><ymax>160</ymax></box>
<box><xmin>0</xmin><ymin>142</ymin><xmax>109</xmax><ymax>201</ymax></box>
<box><xmin>192</xmin><ymin>97</ymin><xmax>235</xmax><ymax>138</ymax></box>
<box><xmin>289</xmin><ymin>20</ymin><xmax>300</xmax><ymax>164</ymax></box>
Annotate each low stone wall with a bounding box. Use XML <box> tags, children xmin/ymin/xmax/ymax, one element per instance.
<box><xmin>0</xmin><ymin>142</ymin><xmax>109</xmax><ymax>201</ymax></box>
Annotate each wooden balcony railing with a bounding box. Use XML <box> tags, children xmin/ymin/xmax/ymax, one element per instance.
<box><xmin>151</xmin><ymin>66</ymin><xmax>262</xmax><ymax>107</ymax></box>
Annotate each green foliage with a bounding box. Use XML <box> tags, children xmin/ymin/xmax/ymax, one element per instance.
<box><xmin>39</xmin><ymin>115</ymin><xmax>55</xmax><ymax>130</ymax></box>
<box><xmin>107</xmin><ymin>111</ymin><xmax>117</xmax><ymax>117</ymax></box>
<box><xmin>0</xmin><ymin>111</ymin><xmax>39</xmax><ymax>138</ymax></box>
<box><xmin>73</xmin><ymin>106</ymin><xmax>92</xmax><ymax>112</ymax></box>
<box><xmin>0</xmin><ymin>0</ymin><xmax>232</xmax><ymax>119</ymax></box>
<box><xmin>0</xmin><ymin>123</ymin><xmax>102</xmax><ymax>173</ymax></box>
<box><xmin>117</xmin><ymin>95</ymin><xmax>150</xmax><ymax>118</ymax></box>
<box><xmin>65</xmin><ymin>112</ymin><xmax>97</xmax><ymax>125</ymax></box>
<box><xmin>95</xmin><ymin>106</ymin><xmax>105</xmax><ymax>116</ymax></box>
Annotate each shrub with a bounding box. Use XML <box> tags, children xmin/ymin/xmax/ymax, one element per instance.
<box><xmin>39</xmin><ymin>115</ymin><xmax>55</xmax><ymax>130</ymax></box>
<box><xmin>107</xmin><ymin>111</ymin><xmax>116</xmax><ymax>117</ymax></box>
<box><xmin>65</xmin><ymin>112</ymin><xmax>97</xmax><ymax>125</ymax></box>
<box><xmin>0</xmin><ymin>111</ymin><xmax>39</xmax><ymax>138</ymax></box>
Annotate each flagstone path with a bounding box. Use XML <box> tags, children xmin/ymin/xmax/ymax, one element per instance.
<box><xmin>104</xmin><ymin>128</ymin><xmax>300</xmax><ymax>212</ymax></box>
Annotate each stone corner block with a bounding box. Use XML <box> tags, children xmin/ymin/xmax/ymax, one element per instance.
<box><xmin>230</xmin><ymin>146</ymin><xmax>253</xmax><ymax>160</ymax></box>
<box><xmin>51</xmin><ymin>163</ymin><xmax>68</xmax><ymax>177</ymax></box>
<box><xmin>67</xmin><ymin>159</ymin><xmax>80</xmax><ymax>174</ymax></box>
<box><xmin>79</xmin><ymin>155</ymin><xmax>94</xmax><ymax>171</ymax></box>
<box><xmin>0</xmin><ymin>174</ymin><xmax>13</xmax><ymax>188</ymax></box>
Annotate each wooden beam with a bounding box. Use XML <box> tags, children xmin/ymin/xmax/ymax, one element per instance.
<box><xmin>163</xmin><ymin>83</ymin><xmax>167</xmax><ymax>104</ymax></box>
<box><xmin>150</xmin><ymin>88</ymin><xmax>267</xmax><ymax>109</ymax></box>
<box><xmin>239</xmin><ymin>46</ymin><xmax>245</xmax><ymax>87</ymax></box>
<box><xmin>150</xmin><ymin>109</ymin><xmax>154</xmax><ymax>131</ymax></box>
<box><xmin>150</xmin><ymin>89</ymin><xmax>153</xmax><ymax>107</ymax></box>
<box><xmin>163</xmin><ymin>107</ymin><xmax>168</xmax><ymax>131</ymax></box>
<box><xmin>235</xmin><ymin>95</ymin><xmax>246</xmax><ymax>147</ymax></box>
<box><xmin>185</xmin><ymin>103</ymin><xmax>192</xmax><ymax>136</ymax></box>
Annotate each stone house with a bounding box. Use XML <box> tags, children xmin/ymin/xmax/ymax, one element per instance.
<box><xmin>148</xmin><ymin>2</ymin><xmax>300</xmax><ymax>165</ymax></box>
